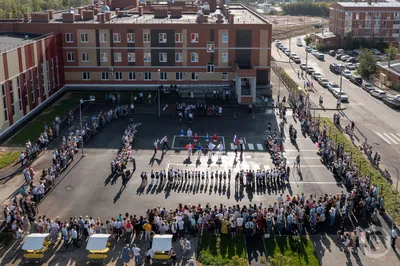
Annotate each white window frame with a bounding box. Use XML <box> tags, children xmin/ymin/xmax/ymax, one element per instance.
<box><xmin>115</xmin><ymin>72</ymin><xmax>122</xmax><ymax>80</ymax></box>
<box><xmin>82</xmin><ymin>72</ymin><xmax>90</xmax><ymax>80</ymax></box>
<box><xmin>176</xmin><ymin>72</ymin><xmax>183</xmax><ymax>81</ymax></box>
<box><xmin>100</xmin><ymin>32</ymin><xmax>107</xmax><ymax>43</ymax></box>
<box><xmin>190</xmin><ymin>33</ymin><xmax>199</xmax><ymax>43</ymax></box>
<box><xmin>114</xmin><ymin>52</ymin><xmax>122</xmax><ymax>62</ymax></box>
<box><xmin>65</xmin><ymin>33</ymin><xmax>73</xmax><ymax>43</ymax></box>
<box><xmin>175</xmin><ymin>52</ymin><xmax>183</xmax><ymax>62</ymax></box>
<box><xmin>128</xmin><ymin>52</ymin><xmax>136</xmax><ymax>62</ymax></box>
<box><xmin>128</xmin><ymin>72</ymin><xmax>136</xmax><ymax>80</ymax></box>
<box><xmin>222</xmin><ymin>33</ymin><xmax>228</xmax><ymax>43</ymax></box>
<box><xmin>222</xmin><ymin>52</ymin><xmax>228</xmax><ymax>63</ymax></box>
<box><xmin>207</xmin><ymin>42</ymin><xmax>215</xmax><ymax>53</ymax></box>
<box><xmin>100</xmin><ymin>52</ymin><xmax>108</xmax><ymax>63</ymax></box>
<box><xmin>30</xmin><ymin>69</ymin><xmax>35</xmax><ymax>103</ymax></box>
<box><xmin>143</xmin><ymin>33</ymin><xmax>151</xmax><ymax>43</ymax></box>
<box><xmin>191</xmin><ymin>53</ymin><xmax>199</xmax><ymax>62</ymax></box>
<box><xmin>160</xmin><ymin>72</ymin><xmax>167</xmax><ymax>81</ymax></box>
<box><xmin>159</xmin><ymin>52</ymin><xmax>167</xmax><ymax>63</ymax></box>
<box><xmin>81</xmin><ymin>52</ymin><xmax>89</xmax><ymax>62</ymax></box>
<box><xmin>159</xmin><ymin>33</ymin><xmax>167</xmax><ymax>43</ymax></box>
<box><xmin>127</xmin><ymin>33</ymin><xmax>135</xmax><ymax>43</ymax></box>
<box><xmin>23</xmin><ymin>72</ymin><xmax>28</xmax><ymax>106</ymax></box>
<box><xmin>101</xmin><ymin>72</ymin><xmax>109</xmax><ymax>80</ymax></box>
<box><xmin>66</xmin><ymin>52</ymin><xmax>75</xmax><ymax>62</ymax></box>
<box><xmin>191</xmin><ymin>72</ymin><xmax>199</xmax><ymax>81</ymax></box>
<box><xmin>9</xmin><ymin>80</ymin><xmax>15</xmax><ymax>116</ymax></box>
<box><xmin>80</xmin><ymin>33</ymin><xmax>88</xmax><ymax>43</ymax></box>
<box><xmin>17</xmin><ymin>77</ymin><xmax>22</xmax><ymax>111</ymax></box>
<box><xmin>222</xmin><ymin>72</ymin><xmax>228</xmax><ymax>81</ymax></box>
<box><xmin>207</xmin><ymin>64</ymin><xmax>215</xmax><ymax>73</ymax></box>
<box><xmin>144</xmin><ymin>52</ymin><xmax>151</xmax><ymax>63</ymax></box>
<box><xmin>113</xmin><ymin>33</ymin><xmax>121</xmax><ymax>43</ymax></box>
<box><xmin>175</xmin><ymin>33</ymin><xmax>183</xmax><ymax>43</ymax></box>
<box><xmin>1</xmin><ymin>83</ymin><xmax>8</xmax><ymax>121</ymax></box>
<box><xmin>144</xmin><ymin>72</ymin><xmax>152</xmax><ymax>81</ymax></box>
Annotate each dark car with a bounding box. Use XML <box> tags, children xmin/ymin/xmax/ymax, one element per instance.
<box><xmin>336</xmin><ymin>54</ymin><xmax>344</xmax><ymax>60</ymax></box>
<box><xmin>350</xmin><ymin>75</ymin><xmax>363</xmax><ymax>86</ymax></box>
<box><xmin>329</xmin><ymin>50</ymin><xmax>336</xmax><ymax>56</ymax></box>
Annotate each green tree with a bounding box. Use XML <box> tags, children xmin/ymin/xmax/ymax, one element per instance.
<box><xmin>282</xmin><ymin>2</ymin><xmax>329</xmax><ymax>17</ymax></box>
<box><xmin>358</xmin><ymin>48</ymin><xmax>377</xmax><ymax>78</ymax></box>
<box><xmin>385</xmin><ymin>44</ymin><xmax>398</xmax><ymax>67</ymax></box>
<box><xmin>304</xmin><ymin>35</ymin><xmax>312</xmax><ymax>46</ymax></box>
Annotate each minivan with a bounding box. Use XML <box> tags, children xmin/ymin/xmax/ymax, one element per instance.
<box><xmin>350</xmin><ymin>75</ymin><xmax>363</xmax><ymax>86</ymax></box>
<box><xmin>330</xmin><ymin>63</ymin><xmax>341</xmax><ymax>74</ymax></box>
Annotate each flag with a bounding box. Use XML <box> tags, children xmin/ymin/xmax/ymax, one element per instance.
<box><xmin>163</xmin><ymin>104</ymin><xmax>168</xmax><ymax>111</ymax></box>
<box><xmin>208</xmin><ymin>143</ymin><xmax>215</xmax><ymax>150</ymax></box>
<box><xmin>160</xmin><ymin>136</ymin><xmax>167</xmax><ymax>144</ymax></box>
<box><xmin>233</xmin><ymin>135</ymin><xmax>237</xmax><ymax>144</ymax></box>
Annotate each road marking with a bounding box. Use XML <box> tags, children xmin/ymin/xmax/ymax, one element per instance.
<box><xmin>376</xmin><ymin>132</ymin><xmax>391</xmax><ymax>144</ymax></box>
<box><xmin>230</xmin><ymin>143</ymin><xmax>235</xmax><ymax>150</ymax></box>
<box><xmin>288</xmin><ymin>181</ymin><xmax>344</xmax><ymax>185</ymax></box>
<box><xmin>390</xmin><ymin>133</ymin><xmax>400</xmax><ymax>143</ymax></box>
<box><xmin>257</xmin><ymin>144</ymin><xmax>264</xmax><ymax>150</ymax></box>
<box><xmin>384</xmin><ymin>133</ymin><xmax>398</xmax><ymax>145</ymax></box>
<box><xmin>248</xmin><ymin>143</ymin><xmax>255</xmax><ymax>150</ymax></box>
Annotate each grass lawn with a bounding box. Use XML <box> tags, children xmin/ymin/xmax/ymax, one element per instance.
<box><xmin>0</xmin><ymin>151</ymin><xmax>20</xmax><ymax>169</ymax></box>
<box><xmin>318</xmin><ymin>117</ymin><xmax>400</xmax><ymax>224</ymax></box>
<box><xmin>198</xmin><ymin>235</ymin><xmax>247</xmax><ymax>266</ymax></box>
<box><xmin>265</xmin><ymin>236</ymin><xmax>319</xmax><ymax>266</ymax></box>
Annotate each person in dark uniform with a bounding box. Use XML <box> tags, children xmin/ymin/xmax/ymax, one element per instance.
<box><xmin>162</xmin><ymin>136</ymin><xmax>170</xmax><ymax>151</ymax></box>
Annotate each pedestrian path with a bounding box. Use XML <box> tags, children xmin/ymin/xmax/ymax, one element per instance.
<box><xmin>228</xmin><ymin>142</ymin><xmax>265</xmax><ymax>151</ymax></box>
<box><xmin>375</xmin><ymin>132</ymin><xmax>400</xmax><ymax>145</ymax></box>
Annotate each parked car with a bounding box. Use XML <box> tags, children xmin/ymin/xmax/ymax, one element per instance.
<box><xmin>347</xmin><ymin>57</ymin><xmax>357</xmax><ymax>63</ymax></box>
<box><xmin>373</xmin><ymin>49</ymin><xmax>382</xmax><ymax>55</ymax></box>
<box><xmin>300</xmin><ymin>63</ymin><xmax>307</xmax><ymax>70</ymax></box>
<box><xmin>346</xmin><ymin>63</ymin><xmax>356</xmax><ymax>70</ymax></box>
<box><xmin>312</xmin><ymin>72</ymin><xmax>323</xmax><ymax>80</ymax></box>
<box><xmin>329</xmin><ymin>50</ymin><xmax>336</xmax><ymax>56</ymax></box>
<box><xmin>341</xmin><ymin>55</ymin><xmax>350</xmax><ymax>61</ymax></box>
<box><xmin>327</xmin><ymin>82</ymin><xmax>340</xmax><ymax>92</ymax></box>
<box><xmin>332</xmin><ymin>89</ymin><xmax>349</xmax><ymax>102</ymax></box>
<box><xmin>306</xmin><ymin>66</ymin><xmax>315</xmax><ymax>74</ymax></box>
<box><xmin>342</xmin><ymin>69</ymin><xmax>352</xmax><ymax>78</ymax></box>
<box><xmin>292</xmin><ymin>55</ymin><xmax>301</xmax><ymax>64</ymax></box>
<box><xmin>336</xmin><ymin>54</ymin><xmax>345</xmax><ymax>60</ymax></box>
<box><xmin>311</xmin><ymin>50</ymin><xmax>319</xmax><ymax>56</ymax></box>
<box><xmin>297</xmin><ymin>37</ymin><xmax>302</xmax><ymax>46</ymax></box>
<box><xmin>353</xmin><ymin>49</ymin><xmax>361</xmax><ymax>55</ymax></box>
<box><xmin>275</xmin><ymin>40</ymin><xmax>281</xmax><ymax>47</ymax></box>
<box><xmin>336</xmin><ymin>49</ymin><xmax>345</xmax><ymax>54</ymax></box>
<box><xmin>318</xmin><ymin>78</ymin><xmax>330</xmax><ymax>88</ymax></box>
<box><xmin>330</xmin><ymin>63</ymin><xmax>342</xmax><ymax>74</ymax></box>
<box><xmin>316</xmin><ymin>53</ymin><xmax>325</xmax><ymax>60</ymax></box>
<box><xmin>277</xmin><ymin>43</ymin><xmax>284</xmax><ymax>49</ymax></box>
<box><xmin>362</xmin><ymin>82</ymin><xmax>375</xmax><ymax>92</ymax></box>
<box><xmin>350</xmin><ymin>75</ymin><xmax>363</xmax><ymax>86</ymax></box>
<box><xmin>281</xmin><ymin>47</ymin><xmax>288</xmax><ymax>53</ymax></box>
<box><xmin>305</xmin><ymin>46</ymin><xmax>313</xmax><ymax>53</ymax></box>
<box><xmin>284</xmin><ymin>50</ymin><xmax>291</xmax><ymax>56</ymax></box>
<box><xmin>370</xmin><ymin>89</ymin><xmax>387</xmax><ymax>99</ymax></box>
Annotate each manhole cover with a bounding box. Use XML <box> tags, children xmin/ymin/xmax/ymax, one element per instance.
<box><xmin>65</xmin><ymin>186</ymin><xmax>73</xmax><ymax>191</ymax></box>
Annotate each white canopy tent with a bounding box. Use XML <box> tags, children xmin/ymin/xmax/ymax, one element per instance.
<box><xmin>22</xmin><ymin>233</ymin><xmax>49</xmax><ymax>251</ymax></box>
<box><xmin>151</xmin><ymin>234</ymin><xmax>173</xmax><ymax>252</ymax></box>
<box><xmin>86</xmin><ymin>234</ymin><xmax>111</xmax><ymax>251</ymax></box>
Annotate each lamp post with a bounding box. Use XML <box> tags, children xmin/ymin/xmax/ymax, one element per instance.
<box><xmin>79</xmin><ymin>97</ymin><xmax>95</xmax><ymax>157</ymax></box>
<box><xmin>339</xmin><ymin>65</ymin><xmax>346</xmax><ymax>108</ymax></box>
<box><xmin>157</xmin><ymin>69</ymin><xmax>161</xmax><ymax>118</ymax></box>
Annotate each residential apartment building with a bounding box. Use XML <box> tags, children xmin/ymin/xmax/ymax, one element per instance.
<box><xmin>329</xmin><ymin>0</ymin><xmax>400</xmax><ymax>46</ymax></box>
<box><xmin>0</xmin><ymin>0</ymin><xmax>272</xmax><ymax>136</ymax></box>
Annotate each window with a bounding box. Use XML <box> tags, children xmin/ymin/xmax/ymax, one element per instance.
<box><xmin>394</xmin><ymin>29</ymin><xmax>400</xmax><ymax>34</ymax></box>
<box><xmin>56</xmin><ymin>56</ymin><xmax>60</xmax><ymax>85</ymax></box>
<box><xmin>143</xmin><ymin>33</ymin><xmax>151</xmax><ymax>43</ymax></box>
<box><xmin>175</xmin><ymin>33</ymin><xmax>183</xmax><ymax>43</ymax></box>
<box><xmin>80</xmin><ymin>33</ymin><xmax>88</xmax><ymax>43</ymax></box>
<box><xmin>176</xmin><ymin>72</ymin><xmax>183</xmax><ymax>81</ymax></box>
<box><xmin>9</xmin><ymin>80</ymin><xmax>15</xmax><ymax>116</ymax></box>
<box><xmin>1</xmin><ymin>84</ymin><xmax>7</xmax><ymax>121</ymax></box>
<box><xmin>175</xmin><ymin>52</ymin><xmax>183</xmax><ymax>62</ymax></box>
<box><xmin>159</xmin><ymin>52</ymin><xmax>167</xmax><ymax>63</ymax></box>
<box><xmin>100</xmin><ymin>52</ymin><xmax>108</xmax><ymax>62</ymax></box>
<box><xmin>30</xmin><ymin>69</ymin><xmax>34</xmax><ymax>103</ymax></box>
<box><xmin>114</xmin><ymin>52</ymin><xmax>122</xmax><ymax>62</ymax></box>
<box><xmin>191</xmin><ymin>53</ymin><xmax>199</xmax><ymax>62</ymax></box>
<box><xmin>355</xmin><ymin>12</ymin><xmax>359</xmax><ymax>20</ymax></box>
<box><xmin>101</xmin><ymin>72</ymin><xmax>109</xmax><ymax>80</ymax></box>
<box><xmin>82</xmin><ymin>72</ymin><xmax>90</xmax><ymax>80</ymax></box>
<box><xmin>81</xmin><ymin>52</ymin><xmax>89</xmax><ymax>62</ymax></box>
<box><xmin>207</xmin><ymin>42</ymin><xmax>215</xmax><ymax>52</ymax></box>
<box><xmin>222</xmin><ymin>33</ymin><xmax>228</xmax><ymax>43</ymax></box>
<box><xmin>51</xmin><ymin>59</ymin><xmax>55</xmax><ymax>89</ymax></box>
<box><xmin>159</xmin><ymin>72</ymin><xmax>167</xmax><ymax>80</ymax></box>
<box><xmin>23</xmin><ymin>73</ymin><xmax>28</xmax><ymax>106</ymax></box>
<box><xmin>207</xmin><ymin>64</ymin><xmax>215</xmax><ymax>73</ymax></box>
<box><xmin>190</xmin><ymin>33</ymin><xmax>199</xmax><ymax>43</ymax></box>
<box><xmin>41</xmin><ymin>64</ymin><xmax>45</xmax><ymax>96</ymax></box>
<box><xmin>67</xmin><ymin>52</ymin><xmax>75</xmax><ymax>62</ymax></box>
<box><xmin>383</xmin><ymin>21</ymin><xmax>387</xmax><ymax>28</ymax></box>
<box><xmin>128</xmin><ymin>52</ymin><xmax>136</xmax><ymax>62</ymax></box>
<box><xmin>115</xmin><ymin>72</ymin><xmax>122</xmax><ymax>80</ymax></box>
<box><xmin>144</xmin><ymin>72</ymin><xmax>152</xmax><ymax>80</ymax></box>
<box><xmin>36</xmin><ymin>68</ymin><xmax>40</xmax><ymax>101</ymax></box>
<box><xmin>222</xmin><ymin>52</ymin><xmax>228</xmax><ymax>62</ymax></box>
<box><xmin>100</xmin><ymin>32</ymin><xmax>107</xmax><ymax>43</ymax></box>
<box><xmin>128</xmin><ymin>72</ymin><xmax>136</xmax><ymax>80</ymax></box>
<box><xmin>65</xmin><ymin>33</ymin><xmax>73</xmax><ymax>43</ymax></box>
<box><xmin>222</xmin><ymin>72</ymin><xmax>228</xmax><ymax>81</ymax></box>
<box><xmin>144</xmin><ymin>52</ymin><xmax>151</xmax><ymax>62</ymax></box>
<box><xmin>127</xmin><ymin>33</ymin><xmax>135</xmax><ymax>43</ymax></box>
<box><xmin>365</xmin><ymin>29</ymin><xmax>371</xmax><ymax>35</ymax></box>
<box><xmin>159</xmin><ymin>33</ymin><xmax>167</xmax><ymax>43</ymax></box>
<box><xmin>191</xmin><ymin>72</ymin><xmax>199</xmax><ymax>81</ymax></box>
<box><xmin>113</xmin><ymin>33</ymin><xmax>121</xmax><ymax>43</ymax></box>
<box><xmin>17</xmin><ymin>77</ymin><xmax>22</xmax><ymax>111</ymax></box>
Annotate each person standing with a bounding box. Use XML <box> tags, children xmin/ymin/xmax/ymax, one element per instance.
<box><xmin>188</xmin><ymin>112</ymin><xmax>193</xmax><ymax>124</ymax></box>
<box><xmin>197</xmin><ymin>143</ymin><xmax>203</xmax><ymax>159</ymax></box>
<box><xmin>71</xmin><ymin>227</ymin><xmax>79</xmax><ymax>248</ymax></box>
<box><xmin>239</xmin><ymin>138</ymin><xmax>244</xmax><ymax>153</ymax></box>
<box><xmin>217</xmin><ymin>142</ymin><xmax>224</xmax><ymax>161</ymax></box>
<box><xmin>187</xmin><ymin>142</ymin><xmax>193</xmax><ymax>159</ymax></box>
<box><xmin>187</xmin><ymin>128</ymin><xmax>193</xmax><ymax>142</ymax></box>
<box><xmin>130</xmin><ymin>103</ymin><xmax>135</xmax><ymax>114</ymax></box>
<box><xmin>121</xmin><ymin>244</ymin><xmax>131</xmax><ymax>266</ymax></box>
<box><xmin>20</xmin><ymin>152</ymin><xmax>25</xmax><ymax>167</ymax></box>
<box><xmin>132</xmin><ymin>244</ymin><xmax>141</xmax><ymax>265</ymax></box>
<box><xmin>392</xmin><ymin>228</ymin><xmax>398</xmax><ymax>249</ymax></box>
<box><xmin>161</xmin><ymin>136</ymin><xmax>170</xmax><ymax>151</ymax></box>
<box><xmin>143</xmin><ymin>222</ymin><xmax>152</xmax><ymax>241</ymax></box>
<box><xmin>153</xmin><ymin>140</ymin><xmax>158</xmax><ymax>154</ymax></box>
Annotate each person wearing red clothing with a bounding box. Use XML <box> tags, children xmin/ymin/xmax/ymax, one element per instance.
<box><xmin>193</xmin><ymin>133</ymin><xmax>199</xmax><ymax>143</ymax></box>
<box><xmin>212</xmin><ymin>134</ymin><xmax>218</xmax><ymax>143</ymax></box>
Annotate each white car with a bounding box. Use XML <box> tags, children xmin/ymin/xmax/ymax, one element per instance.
<box><xmin>312</xmin><ymin>72</ymin><xmax>323</xmax><ymax>80</ymax></box>
<box><xmin>281</xmin><ymin>47</ymin><xmax>288</xmax><ymax>53</ymax></box>
<box><xmin>292</xmin><ymin>55</ymin><xmax>301</xmax><ymax>64</ymax></box>
<box><xmin>289</xmin><ymin>53</ymin><xmax>298</xmax><ymax>59</ymax></box>
<box><xmin>297</xmin><ymin>38</ymin><xmax>302</xmax><ymax>46</ymax></box>
<box><xmin>306</xmin><ymin>66</ymin><xmax>315</xmax><ymax>74</ymax></box>
<box><xmin>370</xmin><ymin>89</ymin><xmax>387</xmax><ymax>99</ymax></box>
<box><xmin>284</xmin><ymin>50</ymin><xmax>291</xmax><ymax>56</ymax></box>
<box><xmin>342</xmin><ymin>69</ymin><xmax>352</xmax><ymax>78</ymax></box>
<box><xmin>362</xmin><ymin>82</ymin><xmax>374</xmax><ymax>92</ymax></box>
<box><xmin>318</xmin><ymin>78</ymin><xmax>329</xmax><ymax>88</ymax></box>
<box><xmin>300</xmin><ymin>63</ymin><xmax>307</xmax><ymax>70</ymax></box>
<box><xmin>341</xmin><ymin>55</ymin><xmax>350</xmax><ymax>61</ymax></box>
<box><xmin>333</xmin><ymin>89</ymin><xmax>349</xmax><ymax>102</ymax></box>
<box><xmin>327</xmin><ymin>82</ymin><xmax>340</xmax><ymax>92</ymax></box>
<box><xmin>311</xmin><ymin>50</ymin><xmax>319</xmax><ymax>56</ymax></box>
<box><xmin>346</xmin><ymin>63</ymin><xmax>356</xmax><ymax>70</ymax></box>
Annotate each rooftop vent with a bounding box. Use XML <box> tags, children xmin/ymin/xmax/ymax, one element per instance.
<box><xmin>100</xmin><ymin>5</ymin><xmax>111</xmax><ymax>13</ymax></box>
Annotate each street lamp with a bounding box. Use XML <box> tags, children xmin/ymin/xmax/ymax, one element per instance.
<box><xmin>158</xmin><ymin>69</ymin><xmax>161</xmax><ymax>118</ymax></box>
<box><xmin>339</xmin><ymin>65</ymin><xmax>346</xmax><ymax>108</ymax></box>
<box><xmin>79</xmin><ymin>97</ymin><xmax>95</xmax><ymax>157</ymax></box>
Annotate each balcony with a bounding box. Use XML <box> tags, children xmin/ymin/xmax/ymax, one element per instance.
<box><xmin>233</xmin><ymin>61</ymin><xmax>257</xmax><ymax>77</ymax></box>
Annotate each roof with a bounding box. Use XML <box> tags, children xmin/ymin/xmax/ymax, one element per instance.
<box><xmin>0</xmin><ymin>33</ymin><xmax>43</xmax><ymax>53</ymax></box>
<box><xmin>152</xmin><ymin>234</ymin><xmax>173</xmax><ymax>251</ymax></box>
<box><xmin>338</xmin><ymin>2</ymin><xmax>400</xmax><ymax>8</ymax></box>
<box><xmin>86</xmin><ymin>234</ymin><xmax>111</xmax><ymax>250</ymax></box>
<box><xmin>378</xmin><ymin>59</ymin><xmax>400</xmax><ymax>75</ymax></box>
<box><xmin>22</xmin><ymin>233</ymin><xmax>49</xmax><ymax>250</ymax></box>
<box><xmin>315</xmin><ymin>32</ymin><xmax>338</xmax><ymax>39</ymax></box>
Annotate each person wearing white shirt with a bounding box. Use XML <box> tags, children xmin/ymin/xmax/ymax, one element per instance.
<box><xmin>217</xmin><ymin>142</ymin><xmax>224</xmax><ymax>160</ymax></box>
<box><xmin>177</xmin><ymin>220</ymin><xmax>184</xmax><ymax>237</ymax></box>
<box><xmin>132</xmin><ymin>244</ymin><xmax>141</xmax><ymax>265</ymax></box>
<box><xmin>236</xmin><ymin>216</ymin><xmax>244</xmax><ymax>234</ymax></box>
<box><xmin>392</xmin><ymin>228</ymin><xmax>398</xmax><ymax>249</ymax></box>
<box><xmin>71</xmin><ymin>228</ymin><xmax>79</xmax><ymax>248</ymax></box>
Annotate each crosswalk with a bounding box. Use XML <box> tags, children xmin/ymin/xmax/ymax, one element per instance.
<box><xmin>375</xmin><ymin>132</ymin><xmax>400</xmax><ymax>145</ymax></box>
<box><xmin>228</xmin><ymin>142</ymin><xmax>265</xmax><ymax>151</ymax></box>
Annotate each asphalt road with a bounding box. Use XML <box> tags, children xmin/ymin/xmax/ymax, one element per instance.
<box><xmin>37</xmin><ymin>105</ymin><xmax>343</xmax><ymax>220</ymax></box>
<box><xmin>272</xmin><ymin>36</ymin><xmax>400</xmax><ymax>184</ymax></box>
